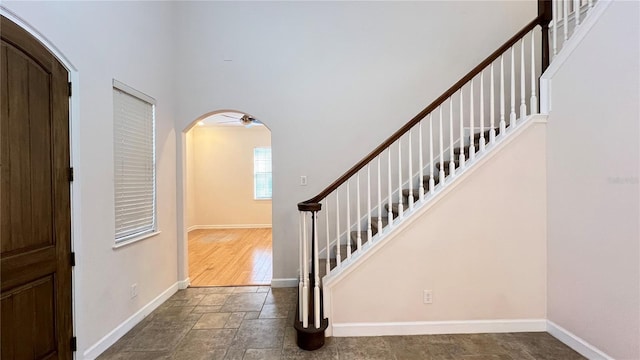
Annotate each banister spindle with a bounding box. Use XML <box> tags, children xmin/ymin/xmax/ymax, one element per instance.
<box><xmin>458</xmin><ymin>90</ymin><xmax>465</xmax><ymax>168</ymax></box>
<box><xmin>377</xmin><ymin>157</ymin><xmax>383</xmax><ymax>234</ymax></box>
<box><xmin>367</xmin><ymin>164</ymin><xmax>372</xmax><ymax>243</ymax></box>
<box><xmin>588</xmin><ymin>0</ymin><xmax>593</xmax><ymax>10</ymax></box>
<box><xmin>313</xmin><ymin>211</ymin><xmax>320</xmax><ymax>328</ymax></box>
<box><xmin>510</xmin><ymin>47</ymin><xmax>517</xmax><ymax>127</ymax></box>
<box><xmin>530</xmin><ymin>31</ymin><xmax>538</xmax><ymax>113</ymax></box>
<box><xmin>438</xmin><ymin>107</ymin><xmax>445</xmax><ymax>182</ymax></box>
<box><xmin>480</xmin><ymin>70</ymin><xmax>486</xmax><ymax>152</ymax></box>
<box><xmin>490</xmin><ymin>64</ymin><xmax>496</xmax><ymax>142</ymax></box>
<box><xmin>520</xmin><ymin>38</ymin><xmax>527</xmax><ymax>120</ymax></box>
<box><xmin>448</xmin><ymin>99</ymin><xmax>456</xmax><ymax>176</ymax></box>
<box><xmin>553</xmin><ymin>0</ymin><xmax>558</xmax><ymax>56</ymax></box>
<box><xmin>397</xmin><ymin>139</ymin><xmax>404</xmax><ymax>218</ymax></box>
<box><xmin>302</xmin><ymin>212</ymin><xmax>309</xmax><ymax>328</ymax></box>
<box><xmin>574</xmin><ymin>0</ymin><xmax>580</xmax><ymax>26</ymax></box>
<box><xmin>419</xmin><ymin>121</ymin><xmax>425</xmax><ymax>200</ymax></box>
<box><xmin>337</xmin><ymin>187</ymin><xmax>342</xmax><ymax>266</ymax></box>
<box><xmin>387</xmin><ymin>149</ymin><xmax>394</xmax><ymax>225</ymax></box>
<box><xmin>564</xmin><ymin>0</ymin><xmax>569</xmax><ymax>41</ymax></box>
<box><xmin>408</xmin><ymin>129</ymin><xmax>414</xmax><ymax>208</ymax></box>
<box><xmin>325</xmin><ymin>198</ymin><xmax>330</xmax><ymax>275</ymax></box>
<box><xmin>469</xmin><ymin>80</ymin><xmax>475</xmax><ymax>160</ymax></box>
<box><xmin>356</xmin><ymin>173</ymin><xmax>362</xmax><ymax>251</ymax></box>
<box><xmin>428</xmin><ymin>114</ymin><xmax>435</xmax><ymax>193</ymax></box>
<box><xmin>499</xmin><ymin>55</ymin><xmax>506</xmax><ymax>134</ymax></box>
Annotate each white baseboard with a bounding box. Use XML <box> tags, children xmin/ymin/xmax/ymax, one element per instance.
<box><xmin>546</xmin><ymin>320</ymin><xmax>613</xmax><ymax>360</ymax></box>
<box><xmin>82</xmin><ymin>282</ymin><xmax>180</xmax><ymax>359</ymax></box>
<box><xmin>188</xmin><ymin>224</ymin><xmax>272</xmax><ymax>232</ymax></box>
<box><xmin>331</xmin><ymin>319</ymin><xmax>547</xmax><ymax>337</ymax></box>
<box><xmin>178</xmin><ymin>278</ymin><xmax>190</xmax><ymax>289</ymax></box>
<box><xmin>270</xmin><ymin>278</ymin><xmax>298</xmax><ymax>288</ymax></box>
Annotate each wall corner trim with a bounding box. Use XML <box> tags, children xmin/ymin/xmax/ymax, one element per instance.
<box><xmin>546</xmin><ymin>320</ymin><xmax>614</xmax><ymax>360</ymax></box>
<box><xmin>81</xmin><ymin>282</ymin><xmax>180</xmax><ymax>359</ymax></box>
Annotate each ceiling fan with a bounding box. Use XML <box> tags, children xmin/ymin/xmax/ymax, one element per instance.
<box><xmin>219</xmin><ymin>113</ymin><xmax>262</xmax><ymax>127</ymax></box>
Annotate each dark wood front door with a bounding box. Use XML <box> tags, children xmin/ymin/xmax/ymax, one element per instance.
<box><xmin>1</xmin><ymin>16</ymin><xmax>73</xmax><ymax>360</ymax></box>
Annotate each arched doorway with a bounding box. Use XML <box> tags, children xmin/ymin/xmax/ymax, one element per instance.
<box><xmin>184</xmin><ymin>110</ymin><xmax>273</xmax><ymax>286</ymax></box>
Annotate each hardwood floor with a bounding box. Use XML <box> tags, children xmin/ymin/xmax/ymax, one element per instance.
<box><xmin>188</xmin><ymin>228</ymin><xmax>272</xmax><ymax>286</ymax></box>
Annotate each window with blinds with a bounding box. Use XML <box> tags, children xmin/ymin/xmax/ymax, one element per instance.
<box><xmin>113</xmin><ymin>80</ymin><xmax>157</xmax><ymax>243</ymax></box>
<box><xmin>254</xmin><ymin>147</ymin><xmax>272</xmax><ymax>200</ymax></box>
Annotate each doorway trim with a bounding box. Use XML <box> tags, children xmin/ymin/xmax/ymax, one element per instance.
<box><xmin>0</xmin><ymin>4</ymin><xmax>81</xmax><ymax>351</ymax></box>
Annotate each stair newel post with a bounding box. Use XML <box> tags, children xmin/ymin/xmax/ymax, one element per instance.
<box><xmin>428</xmin><ymin>114</ymin><xmax>435</xmax><ymax>193</ymax></box>
<box><xmin>510</xmin><ymin>46</ymin><xmax>517</xmax><ymax>127</ymax></box>
<box><xmin>499</xmin><ymin>55</ymin><xmax>507</xmax><ymax>135</ymax></box>
<box><xmin>377</xmin><ymin>157</ymin><xmax>383</xmax><ymax>234</ymax></box>
<box><xmin>530</xmin><ymin>31</ymin><xmax>538</xmax><ymax>113</ymax></box>
<box><xmin>387</xmin><ymin>148</ymin><xmax>394</xmax><ymax>225</ymax></box>
<box><xmin>356</xmin><ymin>173</ymin><xmax>362</xmax><ymax>250</ymax></box>
<box><xmin>366</xmin><ymin>164</ymin><xmax>373</xmax><ymax>243</ymax></box>
<box><xmin>458</xmin><ymin>90</ymin><xmax>465</xmax><ymax>168</ymax></box>
<box><xmin>479</xmin><ymin>71</ymin><xmax>486</xmax><ymax>152</ymax></box>
<box><xmin>336</xmin><ymin>188</ymin><xmax>340</xmax><ymax>266</ymax></box>
<box><xmin>490</xmin><ymin>64</ymin><xmax>496</xmax><ymax>143</ymax></box>
<box><xmin>301</xmin><ymin>210</ymin><xmax>309</xmax><ymax>328</ymax></box>
<box><xmin>342</xmin><ymin>181</ymin><xmax>347</xmax><ymax>264</ymax></box>
<box><xmin>418</xmin><ymin>122</ymin><xmax>425</xmax><ymax>200</ymax></box>
<box><xmin>312</xmin><ymin>210</ymin><xmax>320</xmax><ymax>329</ymax></box>
<box><xmin>298</xmin><ymin>211</ymin><xmax>304</xmax><ymax>323</ymax></box>
<box><xmin>469</xmin><ymin>80</ymin><xmax>476</xmax><ymax>160</ymax></box>
<box><xmin>438</xmin><ymin>107</ymin><xmax>445</xmax><ymax>182</ymax></box>
<box><xmin>520</xmin><ymin>38</ymin><xmax>527</xmax><ymax>120</ymax></box>
<box><xmin>448</xmin><ymin>99</ymin><xmax>456</xmax><ymax>176</ymax></box>
<box><xmin>397</xmin><ymin>139</ymin><xmax>404</xmax><ymax>218</ymax></box>
<box><xmin>325</xmin><ymin>198</ymin><xmax>330</xmax><ymax>276</ymax></box>
<box><xmin>538</xmin><ymin>0</ymin><xmax>552</xmax><ymax>74</ymax></box>
<box><xmin>408</xmin><ymin>129</ymin><xmax>414</xmax><ymax>208</ymax></box>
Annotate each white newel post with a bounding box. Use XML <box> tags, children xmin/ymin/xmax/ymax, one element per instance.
<box><xmin>298</xmin><ymin>211</ymin><xmax>303</xmax><ymax>323</ymax></box>
<box><xmin>302</xmin><ymin>212</ymin><xmax>309</xmax><ymax>328</ymax></box>
<box><xmin>313</xmin><ymin>211</ymin><xmax>320</xmax><ymax>329</ymax></box>
<box><xmin>325</xmin><ymin>199</ymin><xmax>330</xmax><ymax>276</ymax></box>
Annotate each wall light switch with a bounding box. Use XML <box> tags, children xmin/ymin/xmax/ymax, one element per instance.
<box><xmin>423</xmin><ymin>290</ymin><xmax>433</xmax><ymax>304</ymax></box>
<box><xmin>300</xmin><ymin>176</ymin><xmax>308</xmax><ymax>186</ymax></box>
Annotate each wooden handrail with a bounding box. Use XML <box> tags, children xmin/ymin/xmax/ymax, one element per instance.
<box><xmin>298</xmin><ymin>15</ymin><xmax>546</xmax><ymax>209</ymax></box>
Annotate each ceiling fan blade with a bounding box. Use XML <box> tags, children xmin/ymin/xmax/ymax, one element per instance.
<box><xmin>221</xmin><ymin>114</ymin><xmax>241</xmax><ymax>119</ymax></box>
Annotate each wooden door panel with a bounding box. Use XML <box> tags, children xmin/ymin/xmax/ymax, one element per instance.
<box><xmin>1</xmin><ymin>276</ymin><xmax>57</xmax><ymax>359</ymax></box>
<box><xmin>1</xmin><ymin>15</ymin><xmax>72</xmax><ymax>360</ymax></box>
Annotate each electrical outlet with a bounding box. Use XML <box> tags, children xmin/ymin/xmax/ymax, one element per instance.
<box><xmin>300</xmin><ymin>176</ymin><xmax>308</xmax><ymax>186</ymax></box>
<box><xmin>423</xmin><ymin>289</ymin><xmax>433</xmax><ymax>304</ymax></box>
<box><xmin>130</xmin><ymin>283</ymin><xmax>138</xmax><ymax>299</ymax></box>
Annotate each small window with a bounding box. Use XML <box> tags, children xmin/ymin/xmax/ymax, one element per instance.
<box><xmin>113</xmin><ymin>80</ymin><xmax>157</xmax><ymax>243</ymax></box>
<box><xmin>254</xmin><ymin>147</ymin><xmax>272</xmax><ymax>200</ymax></box>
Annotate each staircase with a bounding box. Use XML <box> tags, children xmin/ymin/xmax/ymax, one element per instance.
<box><xmin>294</xmin><ymin>0</ymin><xmax>596</xmax><ymax>350</ymax></box>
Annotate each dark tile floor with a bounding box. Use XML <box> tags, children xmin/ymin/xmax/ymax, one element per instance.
<box><xmin>98</xmin><ymin>286</ymin><xmax>585</xmax><ymax>360</ymax></box>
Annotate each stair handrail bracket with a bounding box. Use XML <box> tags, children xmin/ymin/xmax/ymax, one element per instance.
<box><xmin>293</xmin><ymin>0</ymin><xmax>598</xmax><ymax>350</ymax></box>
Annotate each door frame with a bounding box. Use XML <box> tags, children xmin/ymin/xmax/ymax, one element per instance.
<box><xmin>0</xmin><ymin>6</ymin><xmax>81</xmax><ymax>349</ymax></box>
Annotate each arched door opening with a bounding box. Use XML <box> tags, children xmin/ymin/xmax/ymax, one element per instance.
<box><xmin>184</xmin><ymin>110</ymin><xmax>272</xmax><ymax>286</ymax></box>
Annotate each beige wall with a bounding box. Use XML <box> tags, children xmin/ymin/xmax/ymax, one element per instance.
<box><xmin>329</xmin><ymin>121</ymin><xmax>547</xmax><ymax>325</ymax></box>
<box><xmin>188</xmin><ymin>125</ymin><xmax>272</xmax><ymax>227</ymax></box>
<box><xmin>546</xmin><ymin>2</ymin><xmax>640</xmax><ymax>359</ymax></box>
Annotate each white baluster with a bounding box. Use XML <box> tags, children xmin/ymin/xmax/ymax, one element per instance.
<box><xmin>448</xmin><ymin>99</ymin><xmax>456</xmax><ymax>176</ymax></box>
<box><xmin>520</xmin><ymin>38</ymin><xmax>527</xmax><ymax>120</ymax></box>
<box><xmin>397</xmin><ymin>139</ymin><xmax>404</xmax><ymax>218</ymax></box>
<box><xmin>469</xmin><ymin>80</ymin><xmax>476</xmax><ymax>160</ymax></box>
<box><xmin>499</xmin><ymin>55</ymin><xmax>506</xmax><ymax>134</ymax></box>
<box><xmin>408</xmin><ymin>129</ymin><xmax>414</xmax><ymax>208</ymax></box>
<box><xmin>313</xmin><ymin>211</ymin><xmax>320</xmax><ymax>329</ymax></box>
<box><xmin>553</xmin><ymin>0</ymin><xmax>558</xmax><ymax>56</ymax></box>
<box><xmin>574</xmin><ymin>0</ymin><xmax>580</xmax><ymax>26</ymax></box>
<box><xmin>510</xmin><ymin>47</ymin><xmax>517</xmax><ymax>127</ymax></box>
<box><xmin>438</xmin><ymin>107</ymin><xmax>445</xmax><ymax>182</ymax></box>
<box><xmin>302</xmin><ymin>212</ymin><xmax>308</xmax><ymax>328</ymax></box>
<box><xmin>480</xmin><ymin>70</ymin><xmax>486</xmax><ymax>151</ymax></box>
<box><xmin>530</xmin><ymin>31</ymin><xmax>538</xmax><ymax>113</ymax></box>
<box><xmin>356</xmin><ymin>173</ymin><xmax>361</xmax><ymax>251</ymax></box>
<box><xmin>419</xmin><ymin>121</ymin><xmax>425</xmax><ymax>200</ymax></box>
<box><xmin>337</xmin><ymin>188</ymin><xmax>342</xmax><ymax>266</ymax></box>
<box><xmin>490</xmin><ymin>64</ymin><xmax>496</xmax><ymax>142</ymax></box>
<box><xmin>367</xmin><ymin>164</ymin><xmax>372</xmax><ymax>243</ymax></box>
<box><xmin>387</xmin><ymin>149</ymin><xmax>394</xmax><ymax>225</ymax></box>
<box><xmin>564</xmin><ymin>0</ymin><xmax>569</xmax><ymax>41</ymax></box>
<box><xmin>377</xmin><ymin>157</ymin><xmax>383</xmax><ymax>234</ymax></box>
<box><xmin>298</xmin><ymin>211</ymin><xmax>303</xmax><ymax>322</ymax></box>
<box><xmin>588</xmin><ymin>0</ymin><xmax>593</xmax><ymax>11</ymax></box>
<box><xmin>428</xmin><ymin>114</ymin><xmax>435</xmax><ymax>193</ymax></box>
<box><xmin>325</xmin><ymin>199</ymin><xmax>330</xmax><ymax>276</ymax></box>
<box><xmin>458</xmin><ymin>90</ymin><xmax>465</xmax><ymax>168</ymax></box>
<box><xmin>347</xmin><ymin>178</ymin><xmax>352</xmax><ymax>259</ymax></box>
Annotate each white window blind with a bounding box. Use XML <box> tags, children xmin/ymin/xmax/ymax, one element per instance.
<box><xmin>113</xmin><ymin>80</ymin><xmax>157</xmax><ymax>242</ymax></box>
<box><xmin>254</xmin><ymin>147</ymin><xmax>272</xmax><ymax>200</ymax></box>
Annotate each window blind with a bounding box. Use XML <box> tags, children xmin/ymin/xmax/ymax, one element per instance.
<box><xmin>113</xmin><ymin>81</ymin><xmax>156</xmax><ymax>242</ymax></box>
<box><xmin>254</xmin><ymin>147</ymin><xmax>272</xmax><ymax>199</ymax></box>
